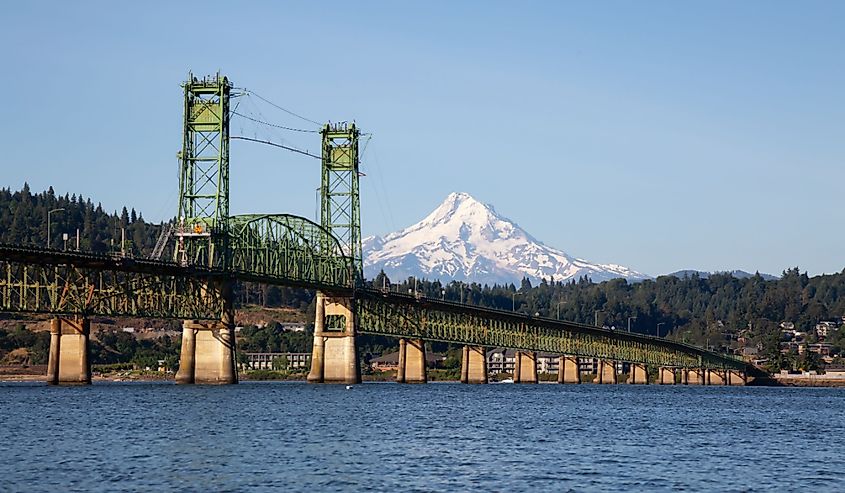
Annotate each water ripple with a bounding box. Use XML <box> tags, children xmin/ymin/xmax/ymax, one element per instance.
<box><xmin>1</xmin><ymin>382</ymin><xmax>844</xmax><ymax>491</ymax></box>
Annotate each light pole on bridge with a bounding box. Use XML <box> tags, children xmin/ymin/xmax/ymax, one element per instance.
<box><xmin>628</xmin><ymin>316</ymin><xmax>637</xmax><ymax>333</ymax></box>
<box><xmin>657</xmin><ymin>322</ymin><xmax>666</xmax><ymax>337</ymax></box>
<box><xmin>314</xmin><ymin>186</ymin><xmax>320</xmax><ymax>222</ymax></box>
<box><xmin>47</xmin><ymin>208</ymin><xmax>65</xmax><ymax>249</ymax></box>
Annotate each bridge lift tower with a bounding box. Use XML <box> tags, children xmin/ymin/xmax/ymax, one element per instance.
<box><xmin>175</xmin><ymin>72</ymin><xmax>231</xmax><ymax>269</ymax></box>
<box><xmin>308</xmin><ymin>122</ymin><xmax>364</xmax><ymax>384</ymax></box>
<box><xmin>320</xmin><ymin>122</ymin><xmax>363</xmax><ymax>283</ymax></box>
<box><xmin>174</xmin><ymin>72</ymin><xmax>236</xmax><ymax>384</ymax></box>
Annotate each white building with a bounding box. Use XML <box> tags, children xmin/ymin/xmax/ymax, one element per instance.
<box><xmin>815</xmin><ymin>321</ymin><xmax>840</xmax><ymax>339</ymax></box>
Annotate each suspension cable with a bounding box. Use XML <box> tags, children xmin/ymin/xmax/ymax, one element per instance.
<box><xmin>239</xmin><ymin>89</ymin><xmax>324</xmax><ymax>126</ymax></box>
<box><xmin>232</xmin><ymin>110</ymin><xmax>320</xmax><ymax>133</ymax></box>
<box><xmin>231</xmin><ymin>136</ymin><xmax>320</xmax><ymax>159</ymax></box>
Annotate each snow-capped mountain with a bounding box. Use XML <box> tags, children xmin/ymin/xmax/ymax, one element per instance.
<box><xmin>363</xmin><ymin>192</ymin><xmax>650</xmax><ymax>285</ymax></box>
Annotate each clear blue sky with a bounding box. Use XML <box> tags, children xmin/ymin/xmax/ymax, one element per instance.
<box><xmin>2</xmin><ymin>1</ymin><xmax>843</xmax><ymax>276</ymax></box>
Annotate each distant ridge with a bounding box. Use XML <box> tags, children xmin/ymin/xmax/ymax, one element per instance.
<box><xmin>667</xmin><ymin>269</ymin><xmax>779</xmax><ymax>281</ymax></box>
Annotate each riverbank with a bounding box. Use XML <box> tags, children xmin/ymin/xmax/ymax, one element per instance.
<box><xmin>4</xmin><ymin>365</ymin><xmax>845</xmax><ymax>387</ymax></box>
<box><xmin>771</xmin><ymin>374</ymin><xmax>845</xmax><ymax>387</ymax></box>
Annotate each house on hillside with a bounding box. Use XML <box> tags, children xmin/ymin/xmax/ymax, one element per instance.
<box><xmin>815</xmin><ymin>321</ymin><xmax>840</xmax><ymax>339</ymax></box>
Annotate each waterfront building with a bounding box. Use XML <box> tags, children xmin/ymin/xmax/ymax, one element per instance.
<box><xmin>241</xmin><ymin>352</ymin><xmax>311</xmax><ymax>371</ymax></box>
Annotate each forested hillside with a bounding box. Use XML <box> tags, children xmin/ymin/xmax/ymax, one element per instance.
<box><xmin>3</xmin><ymin>185</ymin><xmax>844</xmax><ymax>370</ymax></box>
<box><xmin>0</xmin><ymin>183</ymin><xmax>162</xmax><ymax>255</ymax></box>
<box><xmin>375</xmin><ymin>267</ymin><xmax>845</xmax><ymax>369</ymax></box>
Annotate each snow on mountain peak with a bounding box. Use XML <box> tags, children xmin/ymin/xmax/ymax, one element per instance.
<box><xmin>364</xmin><ymin>192</ymin><xmax>650</xmax><ymax>285</ymax></box>
<box><xmin>419</xmin><ymin>192</ymin><xmax>495</xmax><ymax>226</ymax></box>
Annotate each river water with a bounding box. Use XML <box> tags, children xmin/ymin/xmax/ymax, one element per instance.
<box><xmin>1</xmin><ymin>382</ymin><xmax>843</xmax><ymax>492</ymax></box>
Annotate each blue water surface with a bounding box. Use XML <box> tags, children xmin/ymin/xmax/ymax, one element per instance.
<box><xmin>1</xmin><ymin>381</ymin><xmax>843</xmax><ymax>492</ymax></box>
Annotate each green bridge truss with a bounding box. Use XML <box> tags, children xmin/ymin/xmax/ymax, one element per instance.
<box><xmin>357</xmin><ymin>290</ymin><xmax>746</xmax><ymax>370</ymax></box>
<box><xmin>0</xmin><ymin>213</ymin><xmax>354</xmax><ymax>319</ymax></box>
<box><xmin>0</xmin><ymin>246</ymin><xmax>223</xmax><ymax>320</ymax></box>
<box><xmin>227</xmin><ymin>214</ymin><xmax>353</xmax><ymax>290</ymax></box>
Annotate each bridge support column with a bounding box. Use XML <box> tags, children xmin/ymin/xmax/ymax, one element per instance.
<box><xmin>513</xmin><ymin>351</ymin><xmax>538</xmax><ymax>383</ymax></box>
<box><xmin>659</xmin><ymin>367</ymin><xmax>676</xmax><ymax>385</ymax></box>
<box><xmin>727</xmin><ymin>369</ymin><xmax>747</xmax><ymax>386</ymax></box>
<box><xmin>307</xmin><ymin>292</ymin><xmax>360</xmax><ymax>384</ymax></box>
<box><xmin>460</xmin><ymin>346</ymin><xmax>487</xmax><ymax>384</ymax></box>
<box><xmin>175</xmin><ymin>320</ymin><xmax>237</xmax><ymax>384</ymax></box>
<box><xmin>598</xmin><ymin>359</ymin><xmax>617</xmax><ymax>384</ymax></box>
<box><xmin>629</xmin><ymin>363</ymin><xmax>649</xmax><ymax>384</ymax></box>
<box><xmin>46</xmin><ymin>317</ymin><xmax>91</xmax><ymax>385</ymax></box>
<box><xmin>557</xmin><ymin>355</ymin><xmax>580</xmax><ymax>384</ymax></box>
<box><xmin>176</xmin><ymin>281</ymin><xmax>237</xmax><ymax>385</ymax></box>
<box><xmin>396</xmin><ymin>338</ymin><xmax>427</xmax><ymax>383</ymax></box>
<box><xmin>706</xmin><ymin>369</ymin><xmax>727</xmax><ymax>385</ymax></box>
<box><xmin>687</xmin><ymin>368</ymin><xmax>705</xmax><ymax>385</ymax></box>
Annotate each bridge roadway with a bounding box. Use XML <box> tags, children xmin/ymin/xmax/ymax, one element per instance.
<box><xmin>0</xmin><ymin>244</ymin><xmax>746</xmax><ymax>384</ymax></box>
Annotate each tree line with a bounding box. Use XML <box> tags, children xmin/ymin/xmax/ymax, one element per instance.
<box><xmin>3</xmin><ymin>185</ymin><xmax>845</xmax><ymax>370</ymax></box>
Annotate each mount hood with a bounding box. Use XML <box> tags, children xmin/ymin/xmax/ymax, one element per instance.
<box><xmin>363</xmin><ymin>192</ymin><xmax>649</xmax><ymax>285</ymax></box>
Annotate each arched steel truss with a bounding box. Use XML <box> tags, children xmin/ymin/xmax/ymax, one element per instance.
<box><xmin>227</xmin><ymin>214</ymin><xmax>354</xmax><ymax>291</ymax></box>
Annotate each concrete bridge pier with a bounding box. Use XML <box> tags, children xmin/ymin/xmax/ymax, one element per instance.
<box><xmin>396</xmin><ymin>338</ymin><xmax>427</xmax><ymax>383</ymax></box>
<box><xmin>659</xmin><ymin>367</ymin><xmax>676</xmax><ymax>385</ymax></box>
<box><xmin>176</xmin><ymin>282</ymin><xmax>237</xmax><ymax>385</ymax></box>
<box><xmin>460</xmin><ymin>346</ymin><xmax>488</xmax><ymax>384</ymax></box>
<box><xmin>46</xmin><ymin>317</ymin><xmax>91</xmax><ymax>385</ymax></box>
<box><xmin>175</xmin><ymin>319</ymin><xmax>237</xmax><ymax>384</ymax></box>
<box><xmin>727</xmin><ymin>369</ymin><xmax>747</xmax><ymax>386</ymax></box>
<box><xmin>557</xmin><ymin>355</ymin><xmax>581</xmax><ymax>384</ymax></box>
<box><xmin>629</xmin><ymin>363</ymin><xmax>649</xmax><ymax>384</ymax></box>
<box><xmin>686</xmin><ymin>368</ymin><xmax>705</xmax><ymax>385</ymax></box>
<box><xmin>706</xmin><ymin>369</ymin><xmax>727</xmax><ymax>385</ymax></box>
<box><xmin>598</xmin><ymin>359</ymin><xmax>617</xmax><ymax>384</ymax></box>
<box><xmin>307</xmin><ymin>292</ymin><xmax>361</xmax><ymax>384</ymax></box>
<box><xmin>513</xmin><ymin>351</ymin><xmax>538</xmax><ymax>383</ymax></box>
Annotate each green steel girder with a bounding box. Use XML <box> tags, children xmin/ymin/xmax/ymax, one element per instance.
<box><xmin>228</xmin><ymin>214</ymin><xmax>354</xmax><ymax>291</ymax></box>
<box><xmin>0</xmin><ymin>246</ymin><xmax>222</xmax><ymax>319</ymax></box>
<box><xmin>356</xmin><ymin>290</ymin><xmax>746</xmax><ymax>370</ymax></box>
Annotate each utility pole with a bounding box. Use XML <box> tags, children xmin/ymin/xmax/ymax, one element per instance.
<box><xmin>628</xmin><ymin>316</ymin><xmax>637</xmax><ymax>333</ymax></box>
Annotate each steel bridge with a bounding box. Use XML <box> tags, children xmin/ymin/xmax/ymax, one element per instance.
<box><xmin>0</xmin><ymin>73</ymin><xmax>746</xmax><ymax>385</ymax></box>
